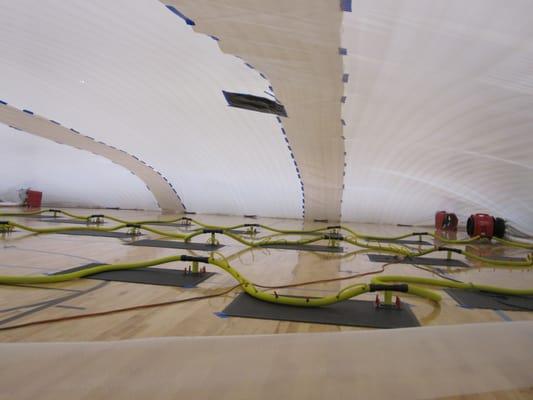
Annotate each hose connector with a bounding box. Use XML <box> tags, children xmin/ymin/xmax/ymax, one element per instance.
<box><xmin>368</xmin><ymin>283</ymin><xmax>409</xmax><ymax>292</ymax></box>
<box><xmin>203</xmin><ymin>229</ymin><xmax>223</xmax><ymax>234</ymax></box>
<box><xmin>323</xmin><ymin>233</ymin><xmax>344</xmax><ymax>240</ymax></box>
<box><xmin>437</xmin><ymin>246</ymin><xmax>462</xmax><ymax>254</ymax></box>
<box><xmin>181</xmin><ymin>255</ymin><xmax>210</xmax><ymax>263</ymax></box>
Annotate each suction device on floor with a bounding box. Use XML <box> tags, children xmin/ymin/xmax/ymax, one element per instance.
<box><xmin>466</xmin><ymin>213</ymin><xmax>506</xmax><ymax>239</ymax></box>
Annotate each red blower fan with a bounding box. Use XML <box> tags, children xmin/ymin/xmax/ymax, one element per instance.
<box><xmin>435</xmin><ymin>211</ymin><xmax>458</xmax><ymax>231</ymax></box>
<box><xmin>466</xmin><ymin>213</ymin><xmax>506</xmax><ymax>239</ymax></box>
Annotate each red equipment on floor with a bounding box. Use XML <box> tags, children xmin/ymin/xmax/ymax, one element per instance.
<box><xmin>435</xmin><ymin>211</ymin><xmax>458</xmax><ymax>231</ymax></box>
<box><xmin>24</xmin><ymin>190</ymin><xmax>42</xmax><ymax>208</ymax></box>
<box><xmin>466</xmin><ymin>213</ymin><xmax>506</xmax><ymax>239</ymax></box>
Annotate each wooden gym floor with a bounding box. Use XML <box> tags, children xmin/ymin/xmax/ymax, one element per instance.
<box><xmin>0</xmin><ymin>207</ymin><xmax>532</xmax><ymax>399</ymax></box>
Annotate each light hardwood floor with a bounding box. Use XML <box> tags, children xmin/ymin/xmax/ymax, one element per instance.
<box><xmin>0</xmin><ymin>207</ymin><xmax>532</xmax><ymax>399</ymax></box>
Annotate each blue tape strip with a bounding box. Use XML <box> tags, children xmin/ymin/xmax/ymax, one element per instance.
<box><xmin>209</xmin><ymin>35</ymin><xmax>219</xmax><ymax>41</ymax></box>
<box><xmin>341</xmin><ymin>119</ymin><xmax>346</xmax><ymax>126</ymax></box>
<box><xmin>0</xmin><ymin>100</ymin><xmax>7</xmax><ymax>105</ymax></box>
<box><xmin>341</xmin><ymin>0</ymin><xmax>352</xmax><ymax>12</ymax></box>
<box><xmin>213</xmin><ymin>311</ymin><xmax>230</xmax><ymax>319</ymax></box>
<box><xmin>165</xmin><ymin>5</ymin><xmax>195</xmax><ymax>26</ymax></box>
<box><xmin>244</xmin><ymin>63</ymin><xmax>254</xmax><ymax>69</ymax></box>
<box><xmin>339</xmin><ymin>47</ymin><xmax>347</xmax><ymax>55</ymax></box>
<box><xmin>22</xmin><ymin>109</ymin><xmax>34</xmax><ymax>115</ymax></box>
<box><xmin>50</xmin><ymin>120</ymin><xmax>61</xmax><ymax>125</ymax></box>
<box><xmin>342</xmin><ymin>73</ymin><xmax>349</xmax><ymax>83</ymax></box>
<box><xmin>494</xmin><ymin>309</ymin><xmax>512</xmax><ymax>322</ymax></box>
<box><xmin>341</xmin><ymin>96</ymin><xmax>347</xmax><ymax>103</ymax></box>
<box><xmin>70</xmin><ymin>128</ymin><xmax>80</xmax><ymax>133</ymax></box>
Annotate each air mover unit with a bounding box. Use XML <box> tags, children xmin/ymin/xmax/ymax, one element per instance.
<box><xmin>466</xmin><ymin>213</ymin><xmax>506</xmax><ymax>239</ymax></box>
<box><xmin>435</xmin><ymin>211</ymin><xmax>458</xmax><ymax>231</ymax></box>
<box><xmin>22</xmin><ymin>189</ymin><xmax>42</xmax><ymax>208</ymax></box>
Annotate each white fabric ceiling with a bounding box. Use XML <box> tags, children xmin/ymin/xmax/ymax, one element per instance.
<box><xmin>0</xmin><ymin>0</ymin><xmax>302</xmax><ymax>218</ymax></box>
<box><xmin>0</xmin><ymin>124</ymin><xmax>158</xmax><ymax>209</ymax></box>
<box><xmin>1</xmin><ymin>0</ymin><xmax>532</xmax><ymax>227</ymax></box>
<box><xmin>341</xmin><ymin>0</ymin><xmax>533</xmax><ymax>228</ymax></box>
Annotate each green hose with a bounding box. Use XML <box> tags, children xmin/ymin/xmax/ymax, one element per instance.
<box><xmin>0</xmin><ymin>253</ymin><xmax>531</xmax><ymax>307</ymax></box>
<box><xmin>4</xmin><ymin>208</ymin><xmax>532</xmax><ymax>250</ymax></box>
<box><xmin>0</xmin><ymin>254</ymin><xmax>370</xmax><ymax>307</ymax></box>
<box><xmin>372</xmin><ymin>275</ymin><xmax>533</xmax><ymax>298</ymax></box>
<box><xmin>3</xmin><ymin>219</ymin><xmax>533</xmax><ymax>268</ymax></box>
<box><xmin>494</xmin><ymin>236</ymin><xmax>533</xmax><ymax>250</ymax></box>
<box><xmin>3</xmin><ymin>209</ymin><xmax>533</xmax><ymax>268</ymax></box>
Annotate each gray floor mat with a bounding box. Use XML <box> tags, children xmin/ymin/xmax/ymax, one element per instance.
<box><xmin>128</xmin><ymin>239</ymin><xmax>223</xmax><ymax>251</ymax></box>
<box><xmin>54</xmin><ymin>263</ymin><xmax>215</xmax><ymax>288</ymax></box>
<box><xmin>367</xmin><ymin>253</ymin><xmax>469</xmax><ymax>267</ymax></box>
<box><xmin>221</xmin><ymin>293</ymin><xmax>419</xmax><ymax>328</ymax></box>
<box><xmin>260</xmin><ymin>243</ymin><xmax>344</xmax><ymax>253</ymax></box>
<box><xmin>445</xmin><ymin>289</ymin><xmax>533</xmax><ymax>311</ymax></box>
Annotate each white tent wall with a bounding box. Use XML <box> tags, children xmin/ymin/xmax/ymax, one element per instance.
<box><xmin>166</xmin><ymin>0</ymin><xmax>346</xmax><ymax>222</ymax></box>
<box><xmin>1</xmin><ymin>0</ymin><xmax>531</xmax><ymax>227</ymax></box>
<box><xmin>0</xmin><ymin>124</ymin><xmax>158</xmax><ymax>209</ymax></box>
<box><xmin>0</xmin><ymin>0</ymin><xmax>302</xmax><ymax>218</ymax></box>
<box><xmin>341</xmin><ymin>0</ymin><xmax>533</xmax><ymax>230</ymax></box>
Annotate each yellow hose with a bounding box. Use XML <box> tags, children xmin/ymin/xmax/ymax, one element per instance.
<box><xmin>3</xmin><ymin>219</ymin><xmax>533</xmax><ymax>268</ymax></box>
<box><xmin>372</xmin><ymin>275</ymin><xmax>533</xmax><ymax>299</ymax></box>
<box><xmin>3</xmin><ymin>208</ymin><xmax>531</xmax><ymax>249</ymax></box>
<box><xmin>494</xmin><ymin>236</ymin><xmax>533</xmax><ymax>250</ymax></box>
<box><xmin>0</xmin><ymin>253</ymin><xmax>531</xmax><ymax>307</ymax></box>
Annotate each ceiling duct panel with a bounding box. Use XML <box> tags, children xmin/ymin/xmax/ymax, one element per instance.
<box><xmin>222</xmin><ymin>91</ymin><xmax>288</xmax><ymax>117</ymax></box>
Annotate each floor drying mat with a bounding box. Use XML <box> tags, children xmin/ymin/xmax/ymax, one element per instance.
<box><xmin>444</xmin><ymin>289</ymin><xmax>533</xmax><ymax>312</ymax></box>
<box><xmin>39</xmin><ymin>218</ymin><xmax>107</xmax><ymax>225</ymax></box>
<box><xmin>144</xmin><ymin>224</ymin><xmax>255</xmax><ymax>235</ymax></box>
<box><xmin>367</xmin><ymin>253</ymin><xmax>469</xmax><ymax>268</ymax></box>
<box><xmin>227</xmin><ymin>229</ymin><xmax>252</xmax><ymax>235</ymax></box>
<box><xmin>474</xmin><ymin>255</ymin><xmax>527</xmax><ymax>262</ymax></box>
<box><xmin>368</xmin><ymin>238</ymin><xmax>432</xmax><ymax>246</ymax></box>
<box><xmin>26</xmin><ymin>215</ymin><xmax>63</xmax><ymax>219</ymax></box>
<box><xmin>221</xmin><ymin>293</ymin><xmax>419</xmax><ymax>328</ymax></box>
<box><xmin>128</xmin><ymin>239</ymin><xmax>223</xmax><ymax>251</ymax></box>
<box><xmin>54</xmin><ymin>263</ymin><xmax>215</xmax><ymax>288</ymax></box>
<box><xmin>56</xmin><ymin>230</ymin><xmax>141</xmax><ymax>239</ymax></box>
<box><xmin>260</xmin><ymin>243</ymin><xmax>344</xmax><ymax>253</ymax></box>
<box><xmin>145</xmin><ymin>222</ymin><xmax>195</xmax><ymax>228</ymax></box>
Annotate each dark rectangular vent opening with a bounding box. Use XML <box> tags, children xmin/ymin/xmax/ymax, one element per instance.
<box><xmin>341</xmin><ymin>0</ymin><xmax>352</xmax><ymax>12</ymax></box>
<box><xmin>223</xmin><ymin>91</ymin><xmax>287</xmax><ymax>117</ymax></box>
